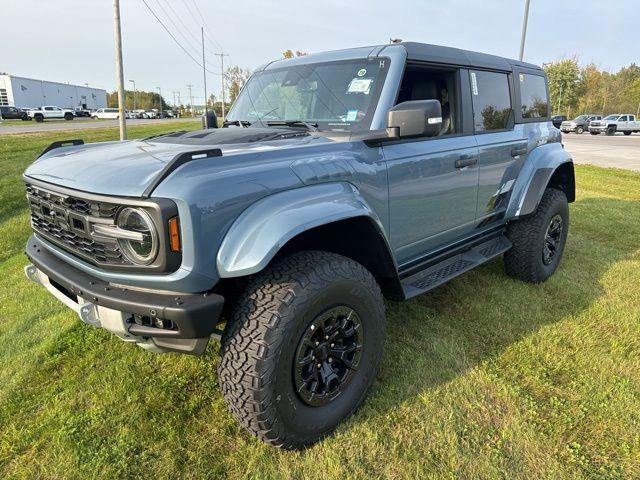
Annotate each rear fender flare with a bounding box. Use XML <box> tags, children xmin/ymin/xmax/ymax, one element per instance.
<box><xmin>507</xmin><ymin>143</ymin><xmax>574</xmax><ymax>218</ymax></box>
<box><xmin>216</xmin><ymin>182</ymin><xmax>389</xmax><ymax>278</ymax></box>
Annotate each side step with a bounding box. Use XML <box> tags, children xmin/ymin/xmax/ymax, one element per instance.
<box><xmin>400</xmin><ymin>235</ymin><xmax>512</xmax><ymax>299</ymax></box>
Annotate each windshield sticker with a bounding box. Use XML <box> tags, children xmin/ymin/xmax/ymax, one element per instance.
<box><xmin>470</xmin><ymin>72</ymin><xmax>478</xmax><ymax>95</ymax></box>
<box><xmin>346</xmin><ymin>109</ymin><xmax>359</xmax><ymax>121</ymax></box>
<box><xmin>357</xmin><ymin>68</ymin><xmax>367</xmax><ymax>77</ymax></box>
<box><xmin>347</xmin><ymin>78</ymin><xmax>372</xmax><ymax>94</ymax></box>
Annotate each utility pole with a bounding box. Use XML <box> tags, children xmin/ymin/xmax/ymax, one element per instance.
<box><xmin>215</xmin><ymin>51</ymin><xmax>229</xmax><ymax>119</ymax></box>
<box><xmin>202</xmin><ymin>27</ymin><xmax>209</xmax><ymax>121</ymax></box>
<box><xmin>129</xmin><ymin>79</ymin><xmax>136</xmax><ymax>111</ymax></box>
<box><xmin>519</xmin><ymin>0</ymin><xmax>531</xmax><ymax>61</ymax></box>
<box><xmin>187</xmin><ymin>84</ymin><xmax>194</xmax><ymax>116</ymax></box>
<box><xmin>156</xmin><ymin>86</ymin><xmax>163</xmax><ymax>119</ymax></box>
<box><xmin>172</xmin><ymin>91</ymin><xmax>177</xmax><ymax>108</ymax></box>
<box><xmin>112</xmin><ymin>0</ymin><xmax>126</xmax><ymax>140</ymax></box>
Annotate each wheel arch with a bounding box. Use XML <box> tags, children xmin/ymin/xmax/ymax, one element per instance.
<box><xmin>508</xmin><ymin>143</ymin><xmax>575</xmax><ymax>218</ymax></box>
<box><xmin>216</xmin><ymin>182</ymin><xmax>403</xmax><ymax>300</ymax></box>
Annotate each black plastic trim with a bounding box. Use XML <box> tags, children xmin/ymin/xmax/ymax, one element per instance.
<box><xmin>26</xmin><ymin>234</ymin><xmax>224</xmax><ymax>339</ymax></box>
<box><xmin>38</xmin><ymin>139</ymin><xmax>84</xmax><ymax>158</ymax></box>
<box><xmin>142</xmin><ymin>148</ymin><xmax>223</xmax><ymax>198</ymax></box>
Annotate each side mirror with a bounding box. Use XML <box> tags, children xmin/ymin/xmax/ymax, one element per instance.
<box><xmin>387</xmin><ymin>99</ymin><xmax>442</xmax><ymax>138</ymax></box>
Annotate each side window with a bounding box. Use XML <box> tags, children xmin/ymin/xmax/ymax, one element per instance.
<box><xmin>619</xmin><ymin>116</ymin><xmax>628</xmax><ymax>122</ymax></box>
<box><xmin>470</xmin><ymin>70</ymin><xmax>511</xmax><ymax>132</ymax></box>
<box><xmin>518</xmin><ymin>73</ymin><xmax>548</xmax><ymax>119</ymax></box>
<box><xmin>44</xmin><ymin>106</ymin><xmax>53</xmax><ymax>111</ymax></box>
<box><xmin>396</xmin><ymin>66</ymin><xmax>459</xmax><ymax>135</ymax></box>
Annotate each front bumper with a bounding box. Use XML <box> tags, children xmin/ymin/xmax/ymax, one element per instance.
<box><xmin>25</xmin><ymin>234</ymin><xmax>224</xmax><ymax>355</ymax></box>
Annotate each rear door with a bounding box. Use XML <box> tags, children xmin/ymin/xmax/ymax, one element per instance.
<box><xmin>43</xmin><ymin>106</ymin><xmax>55</xmax><ymax>119</ymax></box>
<box><xmin>470</xmin><ymin>69</ymin><xmax>527</xmax><ymax>226</ymax></box>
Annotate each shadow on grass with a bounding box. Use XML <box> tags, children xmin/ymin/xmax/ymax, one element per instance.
<box><xmin>368</xmin><ymin>196</ymin><xmax>640</xmax><ymax>409</ymax></box>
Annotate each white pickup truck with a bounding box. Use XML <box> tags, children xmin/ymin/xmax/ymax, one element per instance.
<box><xmin>589</xmin><ymin>114</ymin><xmax>640</xmax><ymax>136</ymax></box>
<box><xmin>27</xmin><ymin>106</ymin><xmax>75</xmax><ymax>122</ymax></box>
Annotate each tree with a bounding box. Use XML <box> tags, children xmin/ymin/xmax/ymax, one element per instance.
<box><xmin>224</xmin><ymin>66</ymin><xmax>252</xmax><ymax>105</ymax></box>
<box><xmin>107</xmin><ymin>90</ymin><xmax>168</xmax><ymax>110</ymax></box>
<box><xmin>544</xmin><ymin>59</ymin><xmax>581</xmax><ymax>115</ymax></box>
<box><xmin>282</xmin><ymin>49</ymin><xmax>307</xmax><ymax>59</ymax></box>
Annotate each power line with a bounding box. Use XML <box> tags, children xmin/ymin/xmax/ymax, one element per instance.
<box><xmin>188</xmin><ymin>0</ymin><xmax>224</xmax><ymax>50</ymax></box>
<box><xmin>140</xmin><ymin>0</ymin><xmax>219</xmax><ymax>75</ymax></box>
<box><xmin>153</xmin><ymin>0</ymin><xmax>201</xmax><ymax>55</ymax></box>
<box><xmin>156</xmin><ymin>0</ymin><xmax>217</xmax><ymax>58</ymax></box>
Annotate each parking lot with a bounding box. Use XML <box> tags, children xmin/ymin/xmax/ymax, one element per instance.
<box><xmin>0</xmin><ymin>116</ymin><xmax>197</xmax><ymax>135</ymax></box>
<box><xmin>562</xmin><ymin>132</ymin><xmax>640</xmax><ymax>172</ymax></box>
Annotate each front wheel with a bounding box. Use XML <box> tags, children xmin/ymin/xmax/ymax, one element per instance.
<box><xmin>606</xmin><ymin>125</ymin><xmax>616</xmax><ymax>136</ymax></box>
<box><xmin>504</xmin><ymin>188</ymin><xmax>569</xmax><ymax>283</ymax></box>
<box><xmin>576</xmin><ymin>126</ymin><xmax>584</xmax><ymax>134</ymax></box>
<box><xmin>218</xmin><ymin>251</ymin><xmax>385</xmax><ymax>449</ymax></box>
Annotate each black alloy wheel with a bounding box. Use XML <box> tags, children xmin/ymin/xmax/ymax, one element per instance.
<box><xmin>294</xmin><ymin>306</ymin><xmax>363</xmax><ymax>407</ymax></box>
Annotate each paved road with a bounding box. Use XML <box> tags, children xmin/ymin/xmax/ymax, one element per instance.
<box><xmin>562</xmin><ymin>132</ymin><xmax>640</xmax><ymax>172</ymax></box>
<box><xmin>0</xmin><ymin>117</ymin><xmax>197</xmax><ymax>135</ymax></box>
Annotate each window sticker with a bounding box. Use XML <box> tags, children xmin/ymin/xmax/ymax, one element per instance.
<box><xmin>346</xmin><ymin>109</ymin><xmax>359</xmax><ymax>121</ymax></box>
<box><xmin>347</xmin><ymin>78</ymin><xmax>372</xmax><ymax>94</ymax></box>
<box><xmin>357</xmin><ymin>68</ymin><xmax>367</xmax><ymax>77</ymax></box>
<box><xmin>470</xmin><ymin>72</ymin><xmax>478</xmax><ymax>95</ymax></box>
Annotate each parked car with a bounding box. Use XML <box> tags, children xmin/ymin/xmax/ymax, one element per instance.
<box><xmin>144</xmin><ymin>109</ymin><xmax>157</xmax><ymax>119</ymax></box>
<box><xmin>551</xmin><ymin>115</ymin><xmax>567</xmax><ymax>129</ymax></box>
<box><xmin>0</xmin><ymin>106</ymin><xmax>30</xmax><ymax>120</ymax></box>
<box><xmin>560</xmin><ymin>114</ymin><xmax>601</xmax><ymax>134</ymax></box>
<box><xmin>132</xmin><ymin>109</ymin><xmax>148</xmax><ymax>118</ymax></box>
<box><xmin>91</xmin><ymin>108</ymin><xmax>120</xmax><ymax>119</ymax></box>
<box><xmin>22</xmin><ymin>42</ymin><xmax>574</xmax><ymax>449</ymax></box>
<box><xmin>73</xmin><ymin>108</ymin><xmax>92</xmax><ymax>118</ymax></box>
<box><xmin>27</xmin><ymin>106</ymin><xmax>75</xmax><ymax>122</ymax></box>
<box><xmin>589</xmin><ymin>114</ymin><xmax>640</xmax><ymax>135</ymax></box>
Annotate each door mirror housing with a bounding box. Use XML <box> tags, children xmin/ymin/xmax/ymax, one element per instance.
<box><xmin>387</xmin><ymin>100</ymin><xmax>442</xmax><ymax>138</ymax></box>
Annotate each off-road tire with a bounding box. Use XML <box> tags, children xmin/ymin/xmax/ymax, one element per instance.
<box><xmin>34</xmin><ymin>114</ymin><xmax>43</xmax><ymax>122</ymax></box>
<box><xmin>504</xmin><ymin>188</ymin><xmax>569</xmax><ymax>283</ymax></box>
<box><xmin>64</xmin><ymin>113</ymin><xmax>74</xmax><ymax>120</ymax></box>
<box><xmin>218</xmin><ymin>251</ymin><xmax>385</xmax><ymax>449</ymax></box>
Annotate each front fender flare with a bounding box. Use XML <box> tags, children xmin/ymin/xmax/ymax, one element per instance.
<box><xmin>216</xmin><ymin>182</ymin><xmax>386</xmax><ymax>278</ymax></box>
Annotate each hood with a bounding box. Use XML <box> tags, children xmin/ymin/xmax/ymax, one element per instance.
<box><xmin>24</xmin><ymin>128</ymin><xmax>327</xmax><ymax>197</ymax></box>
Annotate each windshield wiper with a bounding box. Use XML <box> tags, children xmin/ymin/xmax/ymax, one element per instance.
<box><xmin>266</xmin><ymin>120</ymin><xmax>319</xmax><ymax>132</ymax></box>
<box><xmin>223</xmin><ymin>119</ymin><xmax>252</xmax><ymax>128</ymax></box>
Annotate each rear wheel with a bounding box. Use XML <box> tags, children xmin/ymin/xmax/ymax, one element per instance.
<box><xmin>34</xmin><ymin>114</ymin><xmax>44</xmax><ymax>122</ymax></box>
<box><xmin>64</xmin><ymin>113</ymin><xmax>74</xmax><ymax>120</ymax></box>
<box><xmin>504</xmin><ymin>188</ymin><xmax>569</xmax><ymax>283</ymax></box>
<box><xmin>218</xmin><ymin>251</ymin><xmax>385</xmax><ymax>449</ymax></box>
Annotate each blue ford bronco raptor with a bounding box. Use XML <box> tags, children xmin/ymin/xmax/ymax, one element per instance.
<box><xmin>23</xmin><ymin>42</ymin><xmax>574</xmax><ymax>449</ymax></box>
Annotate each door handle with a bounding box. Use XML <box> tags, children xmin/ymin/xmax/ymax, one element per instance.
<box><xmin>511</xmin><ymin>145</ymin><xmax>528</xmax><ymax>157</ymax></box>
<box><xmin>455</xmin><ymin>156</ymin><xmax>477</xmax><ymax>169</ymax></box>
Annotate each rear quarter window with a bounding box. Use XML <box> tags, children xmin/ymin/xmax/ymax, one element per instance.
<box><xmin>519</xmin><ymin>73</ymin><xmax>548</xmax><ymax>119</ymax></box>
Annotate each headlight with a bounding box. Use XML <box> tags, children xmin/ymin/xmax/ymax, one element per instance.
<box><xmin>116</xmin><ymin>207</ymin><xmax>158</xmax><ymax>265</ymax></box>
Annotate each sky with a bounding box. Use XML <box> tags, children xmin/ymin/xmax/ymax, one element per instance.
<box><xmin>2</xmin><ymin>0</ymin><xmax>638</xmax><ymax>105</ymax></box>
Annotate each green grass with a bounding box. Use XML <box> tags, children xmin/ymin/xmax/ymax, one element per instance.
<box><xmin>1</xmin><ymin>125</ymin><xmax>639</xmax><ymax>479</ymax></box>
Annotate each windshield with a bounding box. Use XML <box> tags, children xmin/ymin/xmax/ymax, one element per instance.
<box><xmin>226</xmin><ymin>58</ymin><xmax>390</xmax><ymax>132</ymax></box>
<box><xmin>573</xmin><ymin>115</ymin><xmax>587</xmax><ymax>121</ymax></box>
<box><xmin>603</xmin><ymin>115</ymin><xmax>619</xmax><ymax>120</ymax></box>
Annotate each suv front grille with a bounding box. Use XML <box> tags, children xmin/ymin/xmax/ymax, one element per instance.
<box><xmin>26</xmin><ymin>183</ymin><xmax>131</xmax><ymax>266</ymax></box>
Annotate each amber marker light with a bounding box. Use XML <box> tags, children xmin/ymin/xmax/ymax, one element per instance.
<box><xmin>168</xmin><ymin>217</ymin><xmax>181</xmax><ymax>252</ymax></box>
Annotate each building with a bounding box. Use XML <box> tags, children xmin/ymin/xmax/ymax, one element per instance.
<box><xmin>0</xmin><ymin>74</ymin><xmax>107</xmax><ymax>109</ymax></box>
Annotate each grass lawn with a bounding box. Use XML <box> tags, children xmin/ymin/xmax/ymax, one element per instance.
<box><xmin>1</xmin><ymin>124</ymin><xmax>639</xmax><ymax>479</ymax></box>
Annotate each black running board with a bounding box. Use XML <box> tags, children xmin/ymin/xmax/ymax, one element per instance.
<box><xmin>400</xmin><ymin>235</ymin><xmax>512</xmax><ymax>299</ymax></box>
